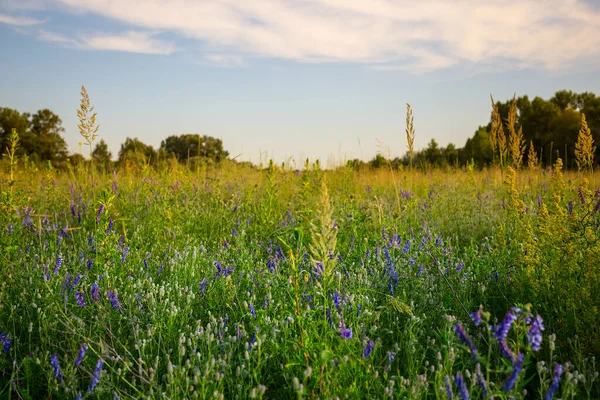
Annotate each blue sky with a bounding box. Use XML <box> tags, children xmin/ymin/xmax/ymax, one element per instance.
<box><xmin>1</xmin><ymin>0</ymin><xmax>599</xmax><ymax>166</ymax></box>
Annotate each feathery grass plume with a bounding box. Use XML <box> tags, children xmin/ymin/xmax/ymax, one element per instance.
<box><xmin>527</xmin><ymin>140</ymin><xmax>538</xmax><ymax>169</ymax></box>
<box><xmin>405</xmin><ymin>103</ymin><xmax>416</xmax><ymax>169</ymax></box>
<box><xmin>2</xmin><ymin>128</ymin><xmax>20</xmax><ymax>212</ymax></box>
<box><xmin>77</xmin><ymin>85</ymin><xmax>100</xmax><ymax>165</ymax></box>
<box><xmin>574</xmin><ymin>113</ymin><xmax>595</xmax><ymax>172</ymax></box>
<box><xmin>308</xmin><ymin>174</ymin><xmax>337</xmax><ymax>282</ymax></box>
<box><xmin>507</xmin><ymin>96</ymin><xmax>525</xmax><ymax>168</ymax></box>
<box><xmin>490</xmin><ymin>95</ymin><xmax>508</xmax><ymax>168</ymax></box>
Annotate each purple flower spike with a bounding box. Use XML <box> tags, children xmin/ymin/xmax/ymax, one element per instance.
<box><xmin>363</xmin><ymin>340</ymin><xmax>375</xmax><ymax>358</ymax></box>
<box><xmin>544</xmin><ymin>364</ymin><xmax>563</xmax><ymax>400</ymax></box>
<box><xmin>75</xmin><ymin>344</ymin><xmax>88</xmax><ymax>365</ymax></box>
<box><xmin>528</xmin><ymin>315</ymin><xmax>544</xmax><ymax>351</ymax></box>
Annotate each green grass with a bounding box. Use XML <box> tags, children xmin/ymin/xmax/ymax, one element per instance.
<box><xmin>0</xmin><ymin>161</ymin><xmax>598</xmax><ymax>399</ymax></box>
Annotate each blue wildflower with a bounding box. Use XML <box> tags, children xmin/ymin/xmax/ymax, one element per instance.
<box><xmin>106</xmin><ymin>218</ymin><xmax>113</xmax><ymax>235</ymax></box>
<box><xmin>267</xmin><ymin>259</ymin><xmax>276</xmax><ymax>273</ymax></box>
<box><xmin>402</xmin><ymin>239</ymin><xmax>411</xmax><ymax>254</ymax></box>
<box><xmin>388</xmin><ymin>281</ymin><xmax>394</xmax><ymax>296</ymax></box>
<box><xmin>456</xmin><ymin>261</ymin><xmax>464</xmax><ymax>272</ymax></box>
<box><xmin>444</xmin><ymin>375</ymin><xmax>453</xmax><ymax>399</ymax></box>
<box><xmin>528</xmin><ymin>315</ymin><xmax>544</xmax><ymax>351</ymax></box>
<box><xmin>357</xmin><ymin>304</ymin><xmax>362</xmax><ymax>317</ymax></box>
<box><xmin>107</xmin><ymin>290</ymin><xmax>122</xmax><ymax>311</ymax></box>
<box><xmin>470</xmin><ymin>308</ymin><xmax>483</xmax><ymax>326</ymax></box>
<box><xmin>249</xmin><ymin>303</ymin><xmax>256</xmax><ymax>319</ymax></box>
<box><xmin>75</xmin><ymin>290</ymin><xmax>87</xmax><ymax>308</ymax></box>
<box><xmin>333</xmin><ymin>293</ymin><xmax>342</xmax><ymax>313</ymax></box>
<box><xmin>76</xmin><ymin>392</ymin><xmax>82</xmax><ymax>400</ymax></box>
<box><xmin>544</xmin><ymin>364</ymin><xmax>563</xmax><ymax>400</ymax></box>
<box><xmin>326</xmin><ymin>308</ymin><xmax>334</xmax><ymax>328</ymax></box>
<box><xmin>454</xmin><ymin>372</ymin><xmax>469</xmax><ymax>400</ymax></box>
<box><xmin>200</xmin><ymin>278</ymin><xmax>208</xmax><ymax>295</ymax></box>
<box><xmin>502</xmin><ymin>353</ymin><xmax>524</xmax><ymax>393</ymax></box>
<box><xmin>363</xmin><ymin>340</ymin><xmax>375</xmax><ymax>358</ymax></box>
<box><xmin>339</xmin><ymin>321</ymin><xmax>352</xmax><ymax>339</ymax></box>
<box><xmin>453</xmin><ymin>322</ymin><xmax>478</xmax><ymax>360</ymax></box>
<box><xmin>91</xmin><ymin>283</ymin><xmax>100</xmax><ymax>303</ymax></box>
<box><xmin>75</xmin><ymin>344</ymin><xmax>88</xmax><ymax>365</ymax></box>
<box><xmin>53</xmin><ymin>254</ymin><xmax>62</xmax><ymax>275</ymax></box>
<box><xmin>71</xmin><ymin>273</ymin><xmax>82</xmax><ymax>290</ymax></box>
<box><xmin>88</xmin><ymin>359</ymin><xmax>104</xmax><ymax>393</ymax></box>
<box><xmin>416</xmin><ymin>264</ymin><xmax>424</xmax><ymax>277</ymax></box>
<box><xmin>475</xmin><ymin>363</ymin><xmax>488</xmax><ymax>398</ymax></box>
<box><xmin>0</xmin><ymin>333</ymin><xmax>10</xmax><ymax>354</ymax></box>
<box><xmin>388</xmin><ymin>351</ymin><xmax>395</xmax><ymax>363</ymax></box>
<box><xmin>494</xmin><ymin>308</ymin><xmax>519</xmax><ymax>342</ymax></box>
<box><xmin>50</xmin><ymin>353</ymin><xmax>63</xmax><ymax>381</ymax></box>
<box><xmin>121</xmin><ymin>246</ymin><xmax>129</xmax><ymax>265</ymax></box>
<box><xmin>87</xmin><ymin>259</ymin><xmax>93</xmax><ymax>270</ymax></box>
<box><xmin>96</xmin><ymin>204</ymin><xmax>105</xmax><ymax>223</ymax></box>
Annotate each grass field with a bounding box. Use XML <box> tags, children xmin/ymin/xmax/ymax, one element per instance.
<box><xmin>0</xmin><ymin>159</ymin><xmax>599</xmax><ymax>399</ymax></box>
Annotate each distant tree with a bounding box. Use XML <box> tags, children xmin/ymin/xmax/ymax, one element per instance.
<box><xmin>368</xmin><ymin>154</ymin><xmax>388</xmax><ymax>169</ymax></box>
<box><xmin>422</xmin><ymin>139</ymin><xmax>442</xmax><ymax>165</ymax></box>
<box><xmin>92</xmin><ymin>139</ymin><xmax>113</xmax><ymax>171</ymax></box>
<box><xmin>118</xmin><ymin>137</ymin><xmax>156</xmax><ymax>166</ymax></box>
<box><xmin>160</xmin><ymin>134</ymin><xmax>229</xmax><ymax>163</ymax></box>
<box><xmin>0</xmin><ymin>107</ymin><xmax>67</xmax><ymax>166</ymax></box>
<box><xmin>460</xmin><ymin>127</ymin><xmax>492</xmax><ymax>167</ymax></box>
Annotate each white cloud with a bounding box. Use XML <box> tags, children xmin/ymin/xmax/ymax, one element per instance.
<box><xmin>37</xmin><ymin>29</ymin><xmax>176</xmax><ymax>55</ymax></box>
<box><xmin>6</xmin><ymin>0</ymin><xmax>600</xmax><ymax>69</ymax></box>
<box><xmin>0</xmin><ymin>12</ymin><xmax>45</xmax><ymax>25</ymax></box>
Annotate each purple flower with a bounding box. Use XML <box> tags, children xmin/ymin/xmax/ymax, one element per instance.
<box><xmin>357</xmin><ymin>304</ymin><xmax>362</xmax><ymax>317</ymax></box>
<box><xmin>121</xmin><ymin>246</ymin><xmax>129</xmax><ymax>265</ymax></box>
<box><xmin>53</xmin><ymin>254</ymin><xmax>63</xmax><ymax>275</ymax></box>
<box><xmin>339</xmin><ymin>321</ymin><xmax>352</xmax><ymax>339</ymax></box>
<box><xmin>88</xmin><ymin>359</ymin><xmax>104</xmax><ymax>393</ymax></box>
<box><xmin>402</xmin><ymin>239</ymin><xmax>411</xmax><ymax>254</ymax></box>
<box><xmin>363</xmin><ymin>340</ymin><xmax>375</xmax><ymax>358</ymax></box>
<box><xmin>544</xmin><ymin>364</ymin><xmax>563</xmax><ymax>400</ymax></box>
<box><xmin>50</xmin><ymin>353</ymin><xmax>63</xmax><ymax>381</ymax></box>
<box><xmin>0</xmin><ymin>333</ymin><xmax>10</xmax><ymax>354</ymax></box>
<box><xmin>71</xmin><ymin>273</ymin><xmax>82</xmax><ymax>290</ymax></box>
<box><xmin>528</xmin><ymin>315</ymin><xmax>544</xmax><ymax>351</ymax></box>
<box><xmin>416</xmin><ymin>264</ymin><xmax>424</xmax><ymax>278</ymax></box>
<box><xmin>75</xmin><ymin>290</ymin><xmax>87</xmax><ymax>308</ymax></box>
<box><xmin>475</xmin><ymin>363</ymin><xmax>488</xmax><ymax>398</ymax></box>
<box><xmin>87</xmin><ymin>259</ymin><xmax>93</xmax><ymax>270</ymax></box>
<box><xmin>454</xmin><ymin>372</ymin><xmax>469</xmax><ymax>400</ymax></box>
<box><xmin>453</xmin><ymin>322</ymin><xmax>478</xmax><ymax>360</ymax></box>
<box><xmin>332</xmin><ymin>293</ymin><xmax>342</xmax><ymax>313</ymax></box>
<box><xmin>267</xmin><ymin>259</ymin><xmax>276</xmax><ymax>273</ymax></box>
<box><xmin>96</xmin><ymin>204</ymin><xmax>105</xmax><ymax>223</ymax></box>
<box><xmin>326</xmin><ymin>308</ymin><xmax>334</xmax><ymax>328</ymax></box>
<box><xmin>106</xmin><ymin>218</ymin><xmax>113</xmax><ymax>235</ymax></box>
<box><xmin>107</xmin><ymin>290</ymin><xmax>122</xmax><ymax>311</ymax></box>
<box><xmin>494</xmin><ymin>308</ymin><xmax>519</xmax><ymax>342</ymax></box>
<box><xmin>444</xmin><ymin>375</ymin><xmax>453</xmax><ymax>399</ymax></box>
<box><xmin>76</xmin><ymin>392</ymin><xmax>82</xmax><ymax>400</ymax></box>
<box><xmin>502</xmin><ymin>352</ymin><xmax>524</xmax><ymax>393</ymax></box>
<box><xmin>249</xmin><ymin>303</ymin><xmax>256</xmax><ymax>319</ymax></box>
<box><xmin>91</xmin><ymin>283</ymin><xmax>100</xmax><ymax>303</ymax></box>
<box><xmin>214</xmin><ymin>261</ymin><xmax>222</xmax><ymax>278</ymax></box>
<box><xmin>75</xmin><ymin>344</ymin><xmax>88</xmax><ymax>365</ymax></box>
<box><xmin>498</xmin><ymin>338</ymin><xmax>516</xmax><ymax>363</ymax></box>
<box><xmin>578</xmin><ymin>187</ymin><xmax>585</xmax><ymax>205</ymax></box>
<box><xmin>470</xmin><ymin>308</ymin><xmax>483</xmax><ymax>326</ymax></box>
<box><xmin>200</xmin><ymin>278</ymin><xmax>208</xmax><ymax>295</ymax></box>
<box><xmin>388</xmin><ymin>351</ymin><xmax>395</xmax><ymax>363</ymax></box>
<box><xmin>456</xmin><ymin>261</ymin><xmax>464</xmax><ymax>272</ymax></box>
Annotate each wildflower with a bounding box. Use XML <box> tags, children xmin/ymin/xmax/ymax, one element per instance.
<box><xmin>96</xmin><ymin>204</ymin><xmax>105</xmax><ymax>223</ymax></box>
<box><xmin>249</xmin><ymin>303</ymin><xmax>256</xmax><ymax>319</ymax></box>
<box><xmin>402</xmin><ymin>239</ymin><xmax>411</xmax><ymax>254</ymax></box>
<box><xmin>53</xmin><ymin>254</ymin><xmax>63</xmax><ymax>274</ymax></box>
<box><xmin>121</xmin><ymin>246</ymin><xmax>129</xmax><ymax>265</ymax></box>
<box><xmin>578</xmin><ymin>187</ymin><xmax>585</xmax><ymax>205</ymax></box>
<box><xmin>388</xmin><ymin>351</ymin><xmax>395</xmax><ymax>363</ymax></box>
<box><xmin>416</xmin><ymin>264</ymin><xmax>424</xmax><ymax>277</ymax></box>
<box><xmin>528</xmin><ymin>315</ymin><xmax>544</xmax><ymax>351</ymax></box>
<box><xmin>326</xmin><ymin>308</ymin><xmax>334</xmax><ymax>328</ymax></box>
<box><xmin>456</xmin><ymin>261</ymin><xmax>464</xmax><ymax>272</ymax></box>
<box><xmin>214</xmin><ymin>261</ymin><xmax>222</xmax><ymax>278</ymax></box>
<box><xmin>107</xmin><ymin>290</ymin><xmax>122</xmax><ymax>311</ymax></box>
<box><xmin>475</xmin><ymin>363</ymin><xmax>488</xmax><ymax>398</ymax></box>
<box><xmin>267</xmin><ymin>259</ymin><xmax>276</xmax><ymax>273</ymax></box>
<box><xmin>87</xmin><ymin>259</ymin><xmax>93</xmax><ymax>270</ymax></box>
<box><xmin>50</xmin><ymin>353</ymin><xmax>63</xmax><ymax>381</ymax></box>
<box><xmin>444</xmin><ymin>375</ymin><xmax>453</xmax><ymax>399</ymax></box>
<box><xmin>106</xmin><ymin>218</ymin><xmax>113</xmax><ymax>235</ymax></box>
<box><xmin>419</xmin><ymin>237</ymin><xmax>427</xmax><ymax>251</ymax></box>
<box><xmin>454</xmin><ymin>372</ymin><xmax>469</xmax><ymax>400</ymax></box>
<box><xmin>453</xmin><ymin>322</ymin><xmax>478</xmax><ymax>360</ymax></box>
<box><xmin>75</xmin><ymin>344</ymin><xmax>88</xmax><ymax>365</ymax></box>
<box><xmin>494</xmin><ymin>308</ymin><xmax>519</xmax><ymax>342</ymax></box>
<box><xmin>470</xmin><ymin>308</ymin><xmax>483</xmax><ymax>326</ymax></box>
<box><xmin>544</xmin><ymin>364</ymin><xmax>563</xmax><ymax>400</ymax></box>
<box><xmin>357</xmin><ymin>304</ymin><xmax>362</xmax><ymax>317</ymax></box>
<box><xmin>88</xmin><ymin>359</ymin><xmax>104</xmax><ymax>393</ymax></box>
<box><xmin>76</xmin><ymin>392</ymin><xmax>82</xmax><ymax>400</ymax></box>
<box><xmin>339</xmin><ymin>321</ymin><xmax>352</xmax><ymax>339</ymax></box>
<box><xmin>91</xmin><ymin>283</ymin><xmax>100</xmax><ymax>303</ymax></box>
<box><xmin>363</xmin><ymin>340</ymin><xmax>375</xmax><ymax>358</ymax></box>
<box><xmin>502</xmin><ymin>353</ymin><xmax>524</xmax><ymax>393</ymax></box>
<box><xmin>388</xmin><ymin>281</ymin><xmax>394</xmax><ymax>296</ymax></box>
<box><xmin>71</xmin><ymin>273</ymin><xmax>82</xmax><ymax>289</ymax></box>
<box><xmin>435</xmin><ymin>237</ymin><xmax>443</xmax><ymax>248</ymax></box>
<box><xmin>0</xmin><ymin>333</ymin><xmax>10</xmax><ymax>354</ymax></box>
<box><xmin>75</xmin><ymin>290</ymin><xmax>87</xmax><ymax>308</ymax></box>
<box><xmin>200</xmin><ymin>278</ymin><xmax>208</xmax><ymax>295</ymax></box>
<box><xmin>61</xmin><ymin>273</ymin><xmax>72</xmax><ymax>296</ymax></box>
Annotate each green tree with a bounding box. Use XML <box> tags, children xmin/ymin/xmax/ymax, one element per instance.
<box><xmin>160</xmin><ymin>134</ymin><xmax>229</xmax><ymax>164</ymax></box>
<box><xmin>92</xmin><ymin>139</ymin><xmax>113</xmax><ymax>171</ymax></box>
<box><xmin>118</xmin><ymin>137</ymin><xmax>157</xmax><ymax>166</ymax></box>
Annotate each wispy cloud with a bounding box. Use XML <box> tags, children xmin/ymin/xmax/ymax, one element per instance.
<box><xmin>6</xmin><ymin>0</ymin><xmax>600</xmax><ymax>70</ymax></box>
<box><xmin>0</xmin><ymin>12</ymin><xmax>45</xmax><ymax>25</ymax></box>
<box><xmin>37</xmin><ymin>29</ymin><xmax>176</xmax><ymax>55</ymax></box>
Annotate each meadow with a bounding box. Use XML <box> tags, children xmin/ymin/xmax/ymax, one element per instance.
<box><xmin>0</xmin><ymin>151</ymin><xmax>599</xmax><ymax>399</ymax></box>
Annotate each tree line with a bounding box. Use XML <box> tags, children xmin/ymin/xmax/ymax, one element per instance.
<box><xmin>351</xmin><ymin>90</ymin><xmax>600</xmax><ymax>170</ymax></box>
<box><xmin>2</xmin><ymin>89</ymin><xmax>598</xmax><ymax>171</ymax></box>
<box><xmin>0</xmin><ymin>107</ymin><xmax>229</xmax><ymax>170</ymax></box>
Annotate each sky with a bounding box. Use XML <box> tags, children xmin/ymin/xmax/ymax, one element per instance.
<box><xmin>1</xmin><ymin>0</ymin><xmax>600</xmax><ymax>167</ymax></box>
